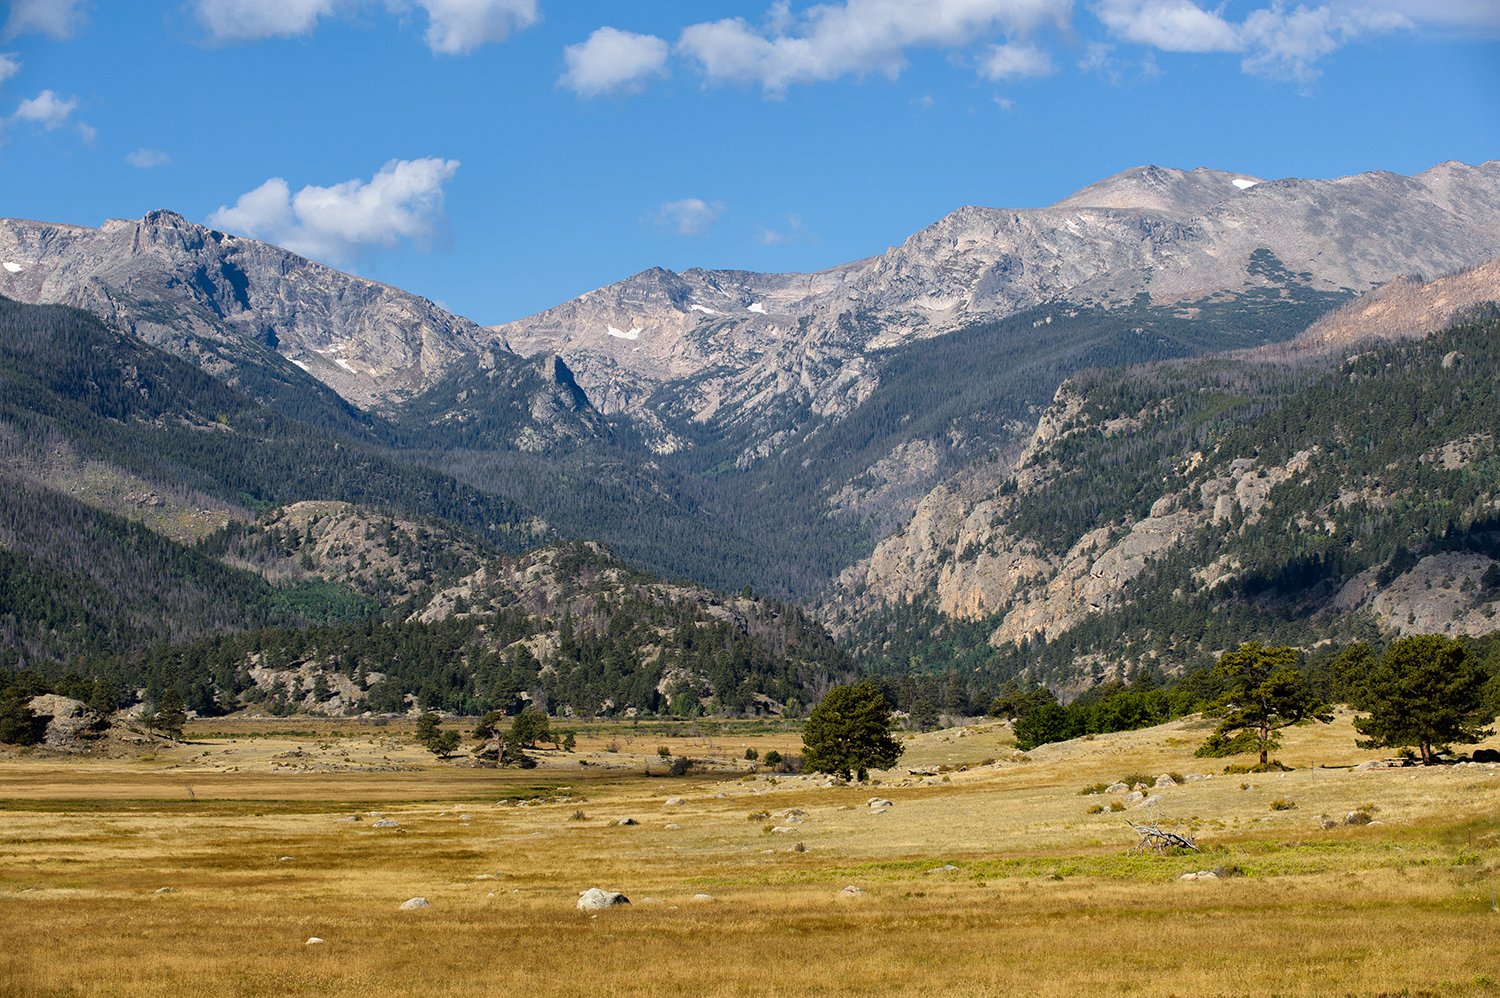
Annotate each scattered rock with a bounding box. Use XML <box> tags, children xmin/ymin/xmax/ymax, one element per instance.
<box><xmin>1137</xmin><ymin>794</ymin><xmax>1163</xmax><ymax>808</ymax></box>
<box><xmin>868</xmin><ymin>798</ymin><xmax>894</xmax><ymax>808</ymax></box>
<box><xmin>638</xmin><ymin>897</ymin><xmax>665</xmax><ymax>905</ymax></box>
<box><xmin>1124</xmin><ymin>791</ymin><xmax>1145</xmax><ymax>804</ymax></box>
<box><xmin>27</xmin><ymin>695</ymin><xmax>90</xmax><ymax>748</ymax></box>
<box><xmin>398</xmin><ymin>897</ymin><xmax>429</xmax><ymax>910</ymax></box>
<box><xmin>664</xmin><ymin>798</ymin><xmax>686</xmax><ymax>806</ymax></box>
<box><xmin>1346</xmin><ymin>811</ymin><xmax>1374</xmax><ymax>825</ymax></box>
<box><xmin>616</xmin><ymin>818</ymin><xmax>638</xmax><ymax>826</ymax></box>
<box><xmin>1180</xmin><ymin>871</ymin><xmax>1219</xmax><ymax>882</ymax></box>
<box><xmin>770</xmin><ymin>826</ymin><xmax>799</xmax><ymax>834</ymax></box>
<box><xmin>373</xmin><ymin>819</ymin><xmax>401</xmax><ymax>828</ymax></box>
<box><xmin>153</xmin><ymin>887</ymin><xmax>178</xmax><ymax>894</ymax></box>
<box><xmin>335</xmin><ymin>815</ymin><xmax>361</xmax><ymax>822</ymax></box>
<box><xmin>576</xmin><ymin>888</ymin><xmax>630</xmax><ymax>911</ymax></box>
<box><xmin>279</xmin><ymin>856</ymin><xmax>294</xmax><ymax>862</ymax></box>
<box><xmin>306</xmin><ymin>937</ymin><xmax>325</xmax><ymax>945</ymax></box>
<box><xmin>663</xmin><ymin>823</ymin><xmax>682</xmax><ymax>830</ymax></box>
<box><xmin>837</xmin><ymin>885</ymin><xmax>867</xmax><ymax>898</ymax></box>
<box><xmin>926</xmin><ymin>864</ymin><xmax>959</xmax><ymax>874</ymax></box>
<box><xmin>1104</xmin><ymin>782</ymin><xmax>1130</xmax><ymax>794</ymax></box>
<box><xmin>1153</xmin><ymin>775</ymin><xmax>1178</xmax><ymax>788</ymax></box>
<box><xmin>690</xmin><ymin>894</ymin><xmax>716</xmax><ymax>903</ymax></box>
<box><xmin>774</xmin><ymin>808</ymin><xmax>807</xmax><ymax>818</ymax></box>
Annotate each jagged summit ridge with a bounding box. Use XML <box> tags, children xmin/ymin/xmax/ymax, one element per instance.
<box><xmin>492</xmin><ymin>160</ymin><xmax>1500</xmax><ymax>424</ymax></box>
<box><xmin>0</xmin><ymin>209</ymin><xmax>484</xmax><ymax>410</ymax></box>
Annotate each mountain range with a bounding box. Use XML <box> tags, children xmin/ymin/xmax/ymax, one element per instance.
<box><xmin>3</xmin><ymin>158</ymin><xmax>1500</xmax><ymax>714</ymax></box>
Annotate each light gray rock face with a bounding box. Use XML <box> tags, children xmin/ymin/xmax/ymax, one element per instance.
<box><xmin>0</xmin><ymin>211</ymin><xmax>485</xmax><ymax>410</ymax></box>
<box><xmin>492</xmin><ymin>161</ymin><xmax>1500</xmax><ymax>428</ymax></box>
<box><xmin>398</xmin><ymin>897</ymin><xmax>429</xmax><ymax>910</ymax></box>
<box><xmin>26</xmin><ymin>695</ymin><xmax>90</xmax><ymax>748</ymax></box>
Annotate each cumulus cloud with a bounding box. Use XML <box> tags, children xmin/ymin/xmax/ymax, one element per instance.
<box><xmin>979</xmin><ymin>40</ymin><xmax>1056</xmax><ymax>79</ymax></box>
<box><xmin>191</xmin><ymin>0</ymin><xmax>536</xmax><ymax>53</ymax></box>
<box><xmin>1240</xmin><ymin>3</ymin><xmax>1410</xmax><ymax>83</ymax></box>
<box><xmin>419</xmin><ymin>0</ymin><xmax>537</xmax><ymax>54</ymax></box>
<box><xmin>126</xmin><ymin>147</ymin><xmax>171</xmax><ymax>168</ymax></box>
<box><xmin>207</xmin><ymin>157</ymin><xmax>460</xmax><ymax>267</ymax></box>
<box><xmin>1093</xmin><ymin>1</ymin><xmax>1412</xmax><ymax>83</ymax></box>
<box><xmin>0</xmin><ymin>53</ymin><xmax>20</xmax><ymax>82</ymax></box>
<box><xmin>653</xmin><ymin>198</ymin><xmax>725</xmax><ymax>237</ymax></box>
<box><xmin>3</xmin><ymin>0</ymin><xmax>90</xmax><ymax>40</ymax></box>
<box><xmin>1093</xmin><ymin>0</ymin><xmax>1239</xmax><ymax>51</ymax></box>
<box><xmin>676</xmin><ymin>0</ymin><xmax>1072</xmax><ymax>93</ymax></box>
<box><xmin>561</xmin><ymin>26</ymin><xmax>671</xmax><ymax>96</ymax></box>
<box><xmin>191</xmin><ymin>0</ymin><xmax>340</xmax><ymax>41</ymax></box>
<box><xmin>12</xmin><ymin>88</ymin><xmax>75</xmax><ymax>127</ymax></box>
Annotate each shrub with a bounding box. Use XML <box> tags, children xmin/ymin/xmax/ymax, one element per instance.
<box><xmin>1079</xmin><ymin>782</ymin><xmax>1111</xmax><ymax>796</ymax></box>
<box><xmin>1109</xmin><ymin>801</ymin><xmax>1126</xmax><ymax>812</ymax></box>
<box><xmin>744</xmin><ymin>747</ymin><xmax>759</xmax><ymax>761</ymax></box>
<box><xmin>762</xmin><ymin>749</ymin><xmax>783</xmax><ymax>767</ymax></box>
<box><xmin>1269</xmin><ymin>798</ymin><xmax>1296</xmax><ymax>811</ymax></box>
<box><xmin>669</xmin><ymin>756</ymin><xmax>691</xmax><ymax>777</ymax></box>
<box><xmin>570</xmin><ymin>809</ymin><xmax>587</xmax><ymax>821</ymax></box>
<box><xmin>657</xmin><ymin>745</ymin><xmax>671</xmax><ymax>760</ymax></box>
<box><xmin>1086</xmin><ymin>804</ymin><xmax>1105</xmax><ymax>814</ymax></box>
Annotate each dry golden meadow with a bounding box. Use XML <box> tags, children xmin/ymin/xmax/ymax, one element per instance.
<box><xmin>2</xmin><ymin>713</ymin><xmax>1499</xmax><ymax>998</ymax></box>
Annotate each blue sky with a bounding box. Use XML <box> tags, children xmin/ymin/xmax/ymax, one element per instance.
<box><xmin>0</xmin><ymin>0</ymin><xmax>1496</xmax><ymax>325</ymax></box>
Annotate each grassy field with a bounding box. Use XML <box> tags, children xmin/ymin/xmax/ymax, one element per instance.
<box><xmin>2</xmin><ymin>713</ymin><xmax>1499</xmax><ymax>997</ymax></box>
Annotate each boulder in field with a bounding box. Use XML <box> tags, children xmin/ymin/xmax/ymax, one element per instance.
<box><xmin>577</xmin><ymin>888</ymin><xmax>630</xmax><ymax>911</ymax></box>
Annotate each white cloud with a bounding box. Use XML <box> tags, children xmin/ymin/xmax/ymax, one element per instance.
<box><xmin>1240</xmin><ymin>3</ymin><xmax>1410</xmax><ymax>83</ymax></box>
<box><xmin>676</xmin><ymin>0</ymin><xmax>1073</xmax><ymax>93</ymax></box>
<box><xmin>418</xmin><ymin>0</ymin><xmax>538</xmax><ymax>55</ymax></box>
<box><xmin>1093</xmin><ymin>0</ymin><xmax>1239</xmax><ymax>51</ymax></box>
<box><xmin>126</xmin><ymin>148</ymin><xmax>171</xmax><ymax>168</ymax></box>
<box><xmin>191</xmin><ymin>0</ymin><xmax>340</xmax><ymax>41</ymax></box>
<box><xmin>992</xmin><ymin>94</ymin><xmax>1015</xmax><ymax>110</ymax></box>
<box><xmin>3</xmin><ymin>0</ymin><xmax>90</xmax><ymax>41</ymax></box>
<box><xmin>1357</xmin><ymin>0</ymin><xmax>1500</xmax><ymax>30</ymax></box>
<box><xmin>561</xmin><ymin>26</ymin><xmax>671</xmax><ymax>96</ymax></box>
<box><xmin>207</xmin><ymin>157</ymin><xmax>460</xmax><ymax>267</ymax></box>
<box><xmin>979</xmin><ymin>39</ymin><xmax>1056</xmax><ymax>79</ymax></box>
<box><xmin>191</xmin><ymin>0</ymin><xmax>535</xmax><ymax>52</ymax></box>
<box><xmin>1092</xmin><ymin>1</ymin><xmax>1412</xmax><ymax>84</ymax></box>
<box><xmin>0</xmin><ymin>53</ymin><xmax>19</xmax><ymax>81</ymax></box>
<box><xmin>12</xmin><ymin>88</ymin><xmax>75</xmax><ymax>128</ymax></box>
<box><xmin>653</xmin><ymin>198</ymin><xmax>725</xmax><ymax>237</ymax></box>
<box><xmin>75</xmin><ymin>119</ymin><xmax>93</xmax><ymax>143</ymax></box>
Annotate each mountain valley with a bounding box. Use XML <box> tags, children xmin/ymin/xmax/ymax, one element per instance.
<box><xmin>3</xmin><ymin>160</ymin><xmax>1500</xmax><ymax>718</ymax></box>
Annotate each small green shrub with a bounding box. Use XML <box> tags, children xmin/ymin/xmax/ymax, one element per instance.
<box><xmin>1269</xmin><ymin>798</ymin><xmax>1296</xmax><ymax>811</ymax></box>
<box><xmin>1109</xmin><ymin>801</ymin><xmax>1126</xmax><ymax>812</ymax></box>
<box><xmin>1086</xmin><ymin>804</ymin><xmax>1105</xmax><ymax>814</ymax></box>
<box><xmin>1079</xmin><ymin>782</ymin><xmax>1111</xmax><ymax>796</ymax></box>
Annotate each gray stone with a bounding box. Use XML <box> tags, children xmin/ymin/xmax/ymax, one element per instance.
<box><xmin>616</xmin><ymin>817</ymin><xmax>638</xmax><ymax>826</ymax></box>
<box><xmin>306</xmin><ymin>937</ymin><xmax>325</xmax><ymax>945</ymax></box>
<box><xmin>1137</xmin><ymin>794</ymin><xmax>1163</xmax><ymax>808</ymax></box>
<box><xmin>1345</xmin><ymin>811</ymin><xmax>1373</xmax><ymax>825</ymax></box>
<box><xmin>690</xmin><ymin>894</ymin><xmax>716</xmax><ymax>902</ymax></box>
<box><xmin>1153</xmin><ymin>774</ymin><xmax>1177</xmax><ymax>788</ymax></box>
<box><xmin>576</xmin><ymin>888</ymin><xmax>629</xmax><ymax>911</ymax></box>
<box><xmin>663</xmin><ymin>823</ymin><xmax>682</xmax><ymax>830</ymax></box>
<box><xmin>1104</xmin><ymin>782</ymin><xmax>1130</xmax><ymax>794</ymax></box>
<box><xmin>868</xmin><ymin>798</ymin><xmax>894</xmax><ymax>808</ymax></box>
<box><xmin>770</xmin><ymin>825</ymin><xmax>799</xmax><ymax>834</ymax></box>
<box><xmin>837</xmin><ymin>885</ymin><xmax>867</xmax><ymax>898</ymax></box>
<box><xmin>1124</xmin><ymin>791</ymin><xmax>1145</xmax><ymax>804</ymax></box>
<box><xmin>373</xmin><ymin>819</ymin><xmax>401</xmax><ymax>828</ymax></box>
<box><xmin>398</xmin><ymin>897</ymin><xmax>429</xmax><ymax>910</ymax></box>
<box><xmin>153</xmin><ymin>887</ymin><xmax>178</xmax><ymax>894</ymax></box>
<box><xmin>664</xmin><ymin>798</ymin><xmax>686</xmax><ymax>806</ymax></box>
<box><xmin>27</xmin><ymin>695</ymin><xmax>90</xmax><ymax>748</ymax></box>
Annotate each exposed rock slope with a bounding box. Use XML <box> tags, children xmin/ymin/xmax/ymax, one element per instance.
<box><xmin>494</xmin><ymin>162</ymin><xmax>1500</xmax><ymax>422</ymax></box>
<box><xmin>0</xmin><ymin>210</ymin><xmax>485</xmax><ymax>409</ymax></box>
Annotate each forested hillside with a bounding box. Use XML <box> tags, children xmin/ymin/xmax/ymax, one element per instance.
<box><xmin>840</xmin><ymin>306</ymin><xmax>1500</xmax><ymax>695</ymax></box>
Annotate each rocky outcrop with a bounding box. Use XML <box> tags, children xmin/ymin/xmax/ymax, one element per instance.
<box><xmin>0</xmin><ymin>211</ymin><xmax>485</xmax><ymax>410</ymax></box>
<box><xmin>494</xmin><ymin>161</ymin><xmax>1500</xmax><ymax>429</ymax></box>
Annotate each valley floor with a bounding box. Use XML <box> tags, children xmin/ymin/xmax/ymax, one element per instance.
<box><xmin>2</xmin><ymin>717</ymin><xmax>1498</xmax><ymax>997</ymax></box>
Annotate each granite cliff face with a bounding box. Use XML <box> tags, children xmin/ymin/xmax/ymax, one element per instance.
<box><xmin>494</xmin><ymin>162</ymin><xmax>1500</xmax><ymax>427</ymax></box>
<box><xmin>826</xmin><ymin>261</ymin><xmax>1500</xmax><ymax>684</ymax></box>
<box><xmin>0</xmin><ymin>210</ymin><xmax>485</xmax><ymax>410</ymax></box>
